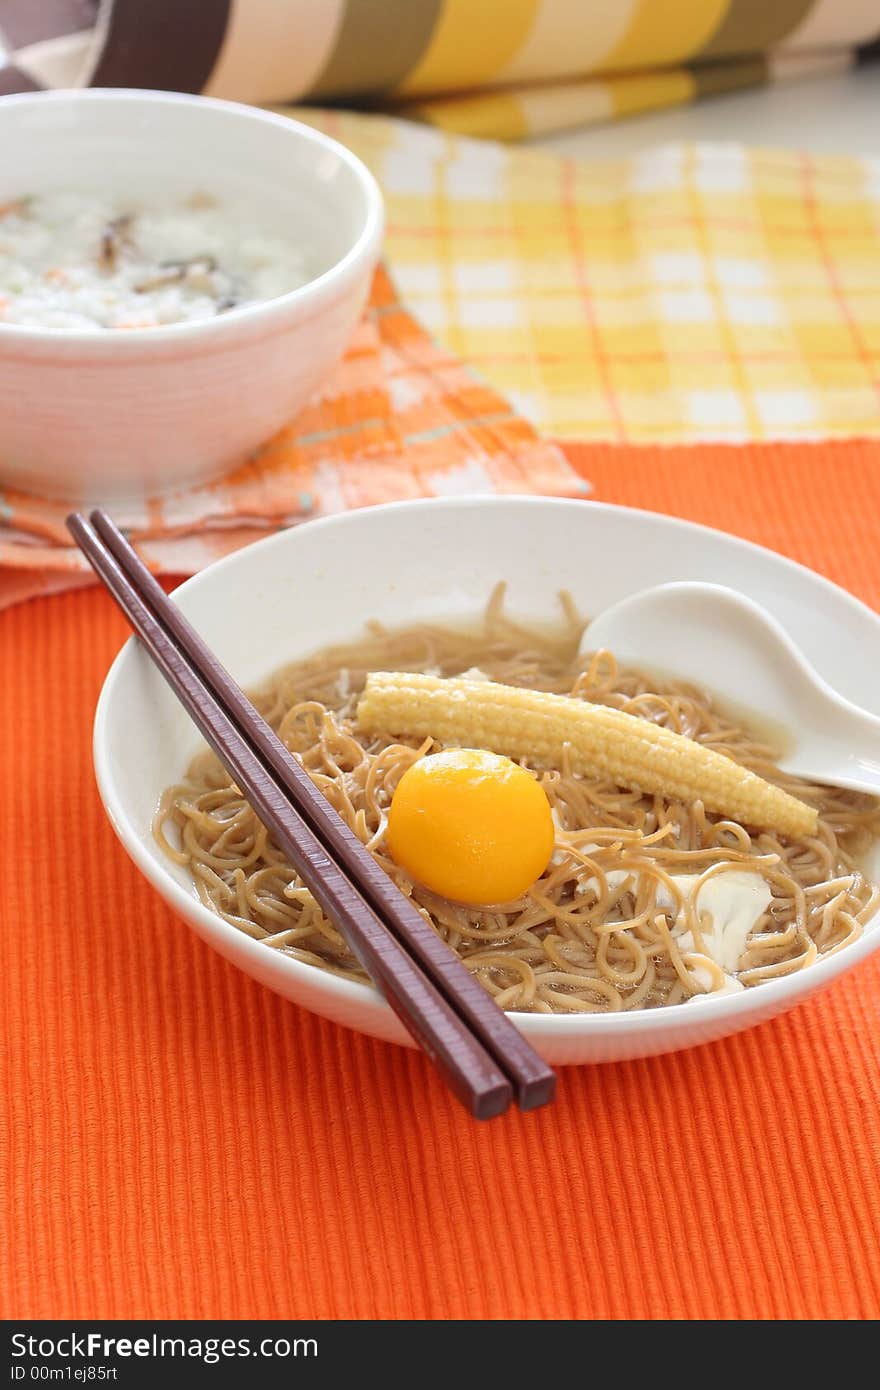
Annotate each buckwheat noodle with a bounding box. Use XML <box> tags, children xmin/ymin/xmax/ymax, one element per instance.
<box><xmin>155</xmin><ymin>587</ymin><xmax>880</xmax><ymax>1013</ymax></box>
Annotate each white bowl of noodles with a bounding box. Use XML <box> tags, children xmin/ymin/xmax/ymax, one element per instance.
<box><xmin>93</xmin><ymin>498</ymin><xmax>880</xmax><ymax>1065</ymax></box>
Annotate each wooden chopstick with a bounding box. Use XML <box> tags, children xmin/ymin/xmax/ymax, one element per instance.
<box><xmin>69</xmin><ymin>512</ymin><xmax>511</xmax><ymax>1119</ymax></box>
<box><xmin>69</xmin><ymin>511</ymin><xmax>557</xmax><ymax>1116</ymax></box>
<box><xmin>87</xmin><ymin>509</ymin><xmax>555</xmax><ymax>1111</ymax></box>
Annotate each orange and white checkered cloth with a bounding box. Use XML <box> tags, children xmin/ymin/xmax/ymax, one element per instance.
<box><xmin>0</xmin><ymin>266</ymin><xmax>583</xmax><ymax>610</ymax></box>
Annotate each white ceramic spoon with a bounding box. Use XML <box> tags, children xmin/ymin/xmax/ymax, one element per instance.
<box><xmin>581</xmin><ymin>582</ymin><xmax>880</xmax><ymax>795</ymax></box>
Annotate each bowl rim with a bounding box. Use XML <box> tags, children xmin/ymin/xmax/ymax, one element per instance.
<box><xmin>93</xmin><ymin>495</ymin><xmax>880</xmax><ymax>1040</ymax></box>
<box><xmin>0</xmin><ymin>88</ymin><xmax>384</xmax><ymax>351</ymax></box>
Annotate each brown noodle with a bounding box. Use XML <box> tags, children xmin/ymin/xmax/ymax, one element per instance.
<box><xmin>155</xmin><ymin>588</ymin><xmax>880</xmax><ymax>1013</ymax></box>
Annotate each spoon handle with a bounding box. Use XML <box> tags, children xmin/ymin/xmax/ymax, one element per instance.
<box><xmin>784</xmin><ymin>698</ymin><xmax>880</xmax><ymax>796</ymax></box>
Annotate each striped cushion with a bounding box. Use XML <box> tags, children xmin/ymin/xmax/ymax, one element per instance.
<box><xmin>0</xmin><ymin>0</ymin><xmax>878</xmax><ymax>138</ymax></box>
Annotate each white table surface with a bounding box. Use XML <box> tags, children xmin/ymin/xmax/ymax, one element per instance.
<box><xmin>533</xmin><ymin>67</ymin><xmax>878</xmax><ymax>160</ymax></box>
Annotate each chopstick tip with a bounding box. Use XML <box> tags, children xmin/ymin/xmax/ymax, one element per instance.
<box><xmin>473</xmin><ymin>1079</ymin><xmax>514</xmax><ymax>1121</ymax></box>
<box><xmin>517</xmin><ymin>1070</ymin><xmax>557</xmax><ymax>1113</ymax></box>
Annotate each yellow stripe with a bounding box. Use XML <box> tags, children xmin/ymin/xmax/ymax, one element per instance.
<box><xmin>602</xmin><ymin>0</ymin><xmax>730</xmax><ymax>71</ymax></box>
<box><xmin>408</xmin><ymin>90</ymin><xmax>529</xmax><ymax>140</ymax></box>
<box><xmin>411</xmin><ymin>80</ymin><xmax>614</xmax><ymax>141</ymax></box>
<box><xmin>398</xmin><ymin>0</ymin><xmax>540</xmax><ymax>95</ymax></box>
<box><xmin>609</xmin><ymin>68</ymin><xmax>695</xmax><ymax>120</ymax></box>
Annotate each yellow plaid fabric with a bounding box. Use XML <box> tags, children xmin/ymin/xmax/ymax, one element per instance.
<box><xmin>298</xmin><ymin>110</ymin><xmax>880</xmax><ymax>442</ymax></box>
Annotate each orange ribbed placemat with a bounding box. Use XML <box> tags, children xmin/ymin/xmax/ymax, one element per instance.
<box><xmin>3</xmin><ymin>439</ymin><xmax>880</xmax><ymax>1321</ymax></box>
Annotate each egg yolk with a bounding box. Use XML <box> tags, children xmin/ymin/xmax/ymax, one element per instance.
<box><xmin>386</xmin><ymin>748</ymin><xmax>555</xmax><ymax>906</ymax></box>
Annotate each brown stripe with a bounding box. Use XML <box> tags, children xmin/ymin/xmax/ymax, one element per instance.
<box><xmin>88</xmin><ymin>0</ymin><xmax>230</xmax><ymax>91</ymax></box>
<box><xmin>700</xmin><ymin>0</ymin><xmax>815</xmax><ymax>59</ymax></box>
<box><xmin>311</xmin><ymin>0</ymin><xmax>443</xmax><ymax>100</ymax></box>
<box><xmin>0</xmin><ymin>0</ymin><xmax>96</xmax><ymax>48</ymax></box>
<box><xmin>691</xmin><ymin>53</ymin><xmax>768</xmax><ymax>99</ymax></box>
<box><xmin>0</xmin><ymin>63</ymin><xmax>41</xmax><ymax>93</ymax></box>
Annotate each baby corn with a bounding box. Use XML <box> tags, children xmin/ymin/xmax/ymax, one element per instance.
<box><xmin>357</xmin><ymin>672</ymin><xmax>817</xmax><ymax>839</ymax></box>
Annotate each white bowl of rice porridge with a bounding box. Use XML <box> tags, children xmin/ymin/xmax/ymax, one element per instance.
<box><xmin>0</xmin><ymin>90</ymin><xmax>383</xmax><ymax>502</ymax></box>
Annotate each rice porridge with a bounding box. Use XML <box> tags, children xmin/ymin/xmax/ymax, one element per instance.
<box><xmin>0</xmin><ymin>192</ymin><xmax>311</xmax><ymax>330</ymax></box>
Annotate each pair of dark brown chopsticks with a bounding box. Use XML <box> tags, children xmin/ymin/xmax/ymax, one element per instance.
<box><xmin>68</xmin><ymin>510</ymin><xmax>556</xmax><ymax>1119</ymax></box>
